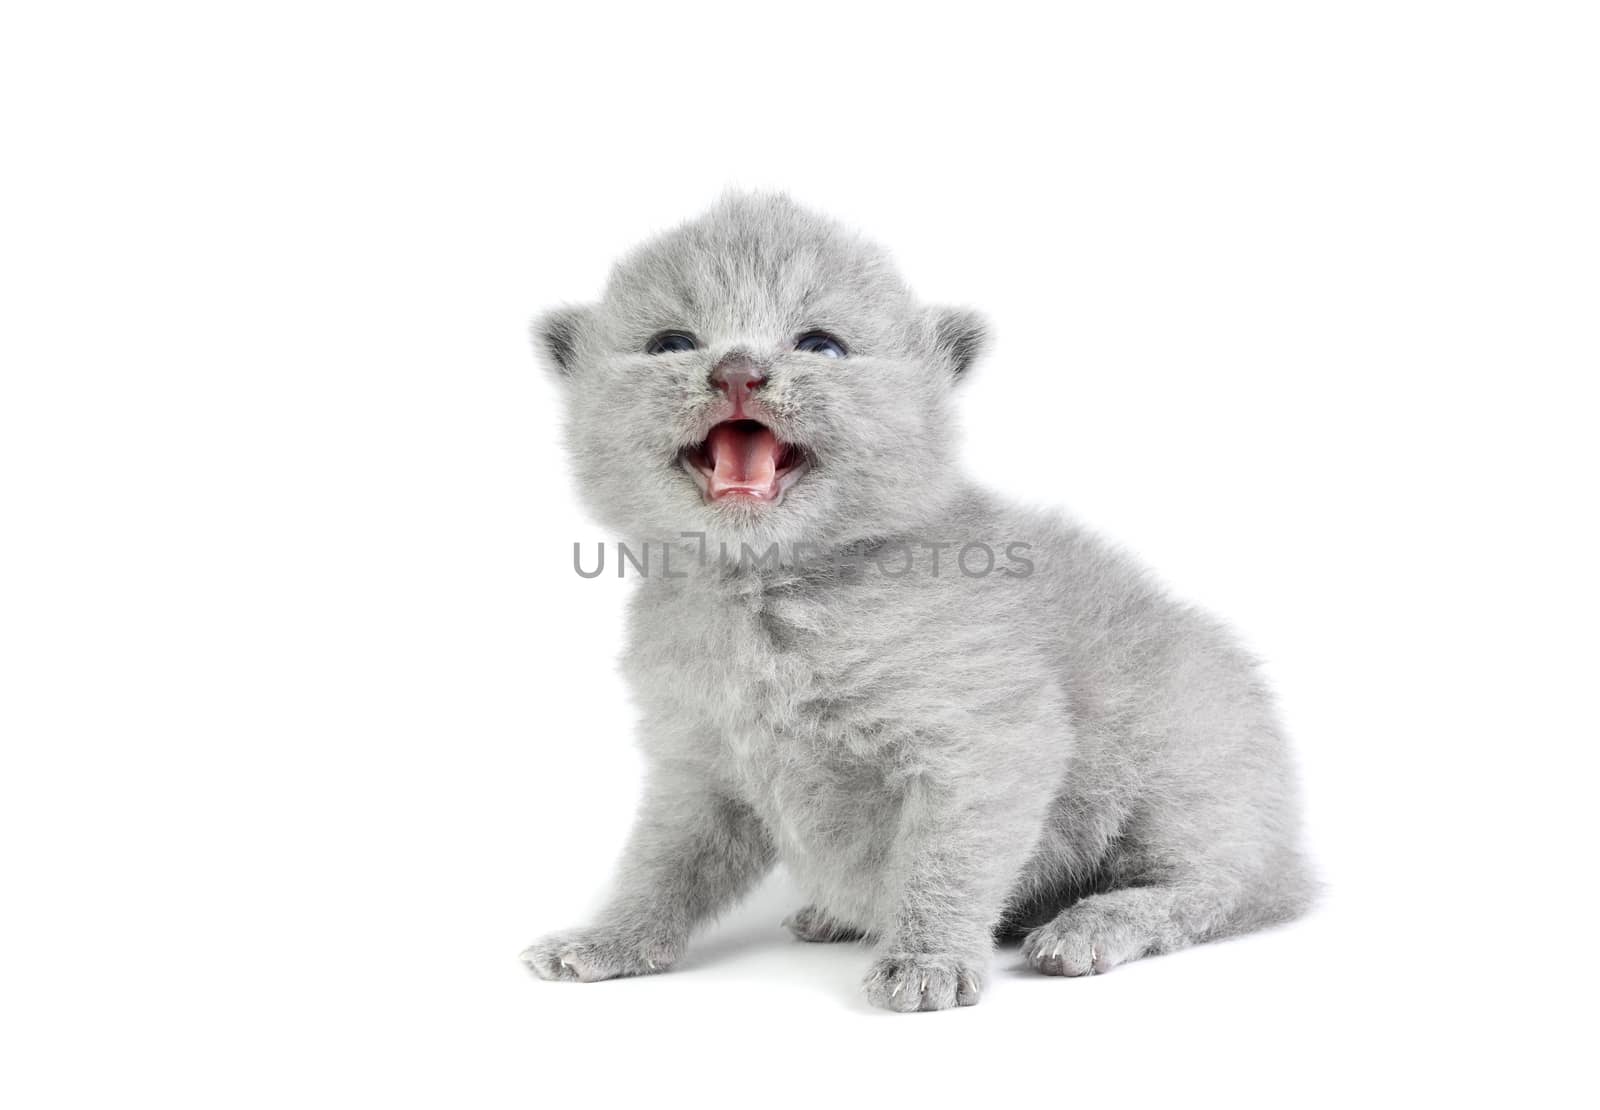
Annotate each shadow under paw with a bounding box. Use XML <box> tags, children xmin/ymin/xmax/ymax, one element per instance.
<box><xmin>783</xmin><ymin>904</ymin><xmax>866</xmax><ymax>944</ymax></box>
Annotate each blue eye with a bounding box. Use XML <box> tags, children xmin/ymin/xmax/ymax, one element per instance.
<box><xmin>647</xmin><ymin>331</ymin><xmax>697</xmax><ymax>355</ymax></box>
<box><xmin>796</xmin><ymin>332</ymin><xmax>847</xmax><ymax>359</ymax></box>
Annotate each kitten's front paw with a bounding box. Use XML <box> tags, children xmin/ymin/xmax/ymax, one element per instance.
<box><xmin>862</xmin><ymin>954</ymin><xmax>983</xmax><ymax>1012</ymax></box>
<box><xmin>520</xmin><ymin>927</ymin><xmax>678</xmax><ymax>983</ymax></box>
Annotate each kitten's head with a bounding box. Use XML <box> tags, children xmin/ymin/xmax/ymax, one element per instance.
<box><xmin>535</xmin><ymin>193</ymin><xmax>986</xmax><ymax>555</ymax></box>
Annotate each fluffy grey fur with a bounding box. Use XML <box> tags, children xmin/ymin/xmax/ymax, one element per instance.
<box><xmin>522</xmin><ymin>193</ymin><xmax>1312</xmax><ymax>1011</ymax></box>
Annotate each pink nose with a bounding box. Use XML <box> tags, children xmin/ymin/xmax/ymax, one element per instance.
<box><xmin>709</xmin><ymin>355</ymin><xmax>766</xmax><ymax>399</ymax></box>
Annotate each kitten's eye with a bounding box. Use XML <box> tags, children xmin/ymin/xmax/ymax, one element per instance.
<box><xmin>646</xmin><ymin>331</ymin><xmax>698</xmax><ymax>355</ymax></box>
<box><xmin>795</xmin><ymin>332</ymin><xmax>847</xmax><ymax>359</ymax></box>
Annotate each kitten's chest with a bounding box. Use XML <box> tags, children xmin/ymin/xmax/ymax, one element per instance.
<box><xmin>631</xmin><ymin>578</ymin><xmax>847</xmax><ymax>740</ymax></box>
<box><xmin>627</xmin><ymin>575</ymin><xmax>901</xmax><ymax>796</ymax></box>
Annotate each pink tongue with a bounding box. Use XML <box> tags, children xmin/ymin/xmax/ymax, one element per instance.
<box><xmin>706</xmin><ymin>422</ymin><xmax>780</xmax><ymax>495</ymax></box>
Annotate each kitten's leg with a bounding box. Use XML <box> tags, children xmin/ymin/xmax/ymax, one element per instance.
<box><xmin>862</xmin><ymin>770</ymin><xmax>1056</xmax><ymax>1012</ymax></box>
<box><xmin>522</xmin><ymin>767</ymin><xmax>773</xmax><ymax>982</ymax></box>
<box><xmin>783</xmin><ymin>904</ymin><xmax>864</xmax><ymax>943</ymax></box>
<box><xmin>1020</xmin><ymin>880</ymin><xmax>1237</xmax><ymax>977</ymax></box>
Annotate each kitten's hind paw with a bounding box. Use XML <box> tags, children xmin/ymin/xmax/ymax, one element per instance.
<box><xmin>520</xmin><ymin>927</ymin><xmax>677</xmax><ymax>983</ymax></box>
<box><xmin>862</xmin><ymin>954</ymin><xmax>983</xmax><ymax>1012</ymax></box>
<box><xmin>783</xmin><ymin>905</ymin><xmax>865</xmax><ymax>944</ymax></box>
<box><xmin>1020</xmin><ymin>890</ymin><xmax>1167</xmax><ymax>977</ymax></box>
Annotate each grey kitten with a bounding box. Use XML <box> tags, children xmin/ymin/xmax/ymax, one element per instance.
<box><xmin>522</xmin><ymin>193</ymin><xmax>1313</xmax><ymax>1011</ymax></box>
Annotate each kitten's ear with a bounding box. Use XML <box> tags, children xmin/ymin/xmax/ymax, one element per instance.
<box><xmin>928</xmin><ymin>306</ymin><xmax>990</xmax><ymax>381</ymax></box>
<box><xmin>531</xmin><ymin>305</ymin><xmax>592</xmax><ymax>379</ymax></box>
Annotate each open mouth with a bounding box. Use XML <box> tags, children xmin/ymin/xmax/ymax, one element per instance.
<box><xmin>681</xmin><ymin>419</ymin><xmax>810</xmax><ymax>504</ymax></box>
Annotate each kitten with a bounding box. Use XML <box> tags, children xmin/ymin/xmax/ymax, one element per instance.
<box><xmin>522</xmin><ymin>193</ymin><xmax>1312</xmax><ymax>1011</ymax></box>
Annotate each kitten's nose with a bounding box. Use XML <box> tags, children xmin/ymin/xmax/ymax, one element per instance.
<box><xmin>709</xmin><ymin>355</ymin><xmax>766</xmax><ymax>400</ymax></box>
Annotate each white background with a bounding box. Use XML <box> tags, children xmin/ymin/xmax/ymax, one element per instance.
<box><xmin>2</xmin><ymin>2</ymin><xmax>1596</xmax><ymax>1106</ymax></box>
